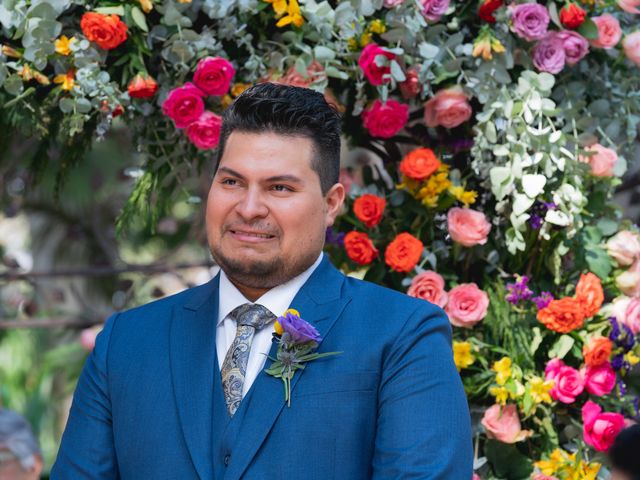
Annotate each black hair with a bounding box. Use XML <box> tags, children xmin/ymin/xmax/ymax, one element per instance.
<box><xmin>609</xmin><ymin>424</ymin><xmax>640</xmax><ymax>480</ymax></box>
<box><xmin>214</xmin><ymin>82</ymin><xmax>342</xmax><ymax>195</ymax></box>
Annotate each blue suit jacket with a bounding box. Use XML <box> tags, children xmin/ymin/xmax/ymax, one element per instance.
<box><xmin>51</xmin><ymin>256</ymin><xmax>472</xmax><ymax>479</ymax></box>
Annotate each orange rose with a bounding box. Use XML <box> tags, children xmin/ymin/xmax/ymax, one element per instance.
<box><xmin>344</xmin><ymin>231</ymin><xmax>378</xmax><ymax>265</ymax></box>
<box><xmin>80</xmin><ymin>12</ymin><xmax>128</xmax><ymax>50</ymax></box>
<box><xmin>384</xmin><ymin>233</ymin><xmax>423</xmax><ymax>273</ymax></box>
<box><xmin>575</xmin><ymin>272</ymin><xmax>604</xmax><ymax>318</ymax></box>
<box><xmin>583</xmin><ymin>336</ymin><xmax>612</xmax><ymax>367</ymax></box>
<box><xmin>353</xmin><ymin>194</ymin><xmax>386</xmax><ymax>228</ymax></box>
<box><xmin>537</xmin><ymin>297</ymin><xmax>586</xmax><ymax>333</ymax></box>
<box><xmin>399</xmin><ymin>148</ymin><xmax>441</xmax><ymax>181</ymax></box>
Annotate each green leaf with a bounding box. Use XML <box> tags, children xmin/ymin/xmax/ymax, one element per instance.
<box><xmin>484</xmin><ymin>440</ymin><xmax>533</xmax><ymax>480</ymax></box>
<box><xmin>418</xmin><ymin>42</ymin><xmax>439</xmax><ymax>59</ymax></box>
<box><xmin>597</xmin><ymin>218</ymin><xmax>619</xmax><ymax>237</ymax></box>
<box><xmin>325</xmin><ymin>66</ymin><xmax>348</xmax><ymax>80</ymax></box>
<box><xmin>584</xmin><ymin>244</ymin><xmax>612</xmax><ymax>279</ymax></box>
<box><xmin>390</xmin><ymin>60</ymin><xmax>406</xmax><ymax>82</ymax></box>
<box><xmin>94</xmin><ymin>6</ymin><xmax>126</xmax><ymax>15</ymax></box>
<box><xmin>313</xmin><ymin>45</ymin><xmax>335</xmax><ymax>61</ymax></box>
<box><xmin>577</xmin><ymin>17</ymin><xmax>599</xmax><ymax>40</ymax></box>
<box><xmin>131</xmin><ymin>6</ymin><xmax>148</xmax><ymax>32</ymax></box>
<box><xmin>548</xmin><ymin>2</ymin><xmax>561</xmax><ymax>29</ymax></box>
<box><xmin>548</xmin><ymin>335</ymin><xmax>574</xmax><ymax>360</ymax></box>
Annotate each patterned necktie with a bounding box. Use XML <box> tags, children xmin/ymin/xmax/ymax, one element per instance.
<box><xmin>220</xmin><ymin>303</ymin><xmax>276</xmax><ymax>416</ymax></box>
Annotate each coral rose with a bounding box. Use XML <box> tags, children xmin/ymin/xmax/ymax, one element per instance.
<box><xmin>583</xmin><ymin>336</ymin><xmax>612</xmax><ymax>367</ymax></box>
<box><xmin>537</xmin><ymin>297</ymin><xmax>585</xmax><ymax>333</ymax></box>
<box><xmin>344</xmin><ymin>231</ymin><xmax>378</xmax><ymax>265</ymax></box>
<box><xmin>399</xmin><ymin>148</ymin><xmax>441</xmax><ymax>181</ymax></box>
<box><xmin>544</xmin><ymin>358</ymin><xmax>584</xmax><ymax>404</ymax></box>
<box><xmin>162</xmin><ymin>83</ymin><xmax>205</xmax><ymax>128</ymax></box>
<box><xmin>446</xmin><ymin>283</ymin><xmax>489</xmax><ymax>328</ymax></box>
<box><xmin>186</xmin><ymin>111</ymin><xmax>223</xmax><ymax>150</ymax></box>
<box><xmin>361</xmin><ymin>99</ymin><xmax>409</xmax><ymax>139</ymax></box>
<box><xmin>582</xmin><ymin>362</ymin><xmax>616</xmax><ymax>396</ymax></box>
<box><xmin>578</xmin><ymin>143</ymin><xmax>618</xmax><ymax>177</ymax></box>
<box><xmin>358</xmin><ymin>43</ymin><xmax>395</xmax><ymax>86</ymax></box>
<box><xmin>385</xmin><ymin>233</ymin><xmax>423</xmax><ymax>273</ymax></box>
<box><xmin>80</xmin><ymin>12</ymin><xmax>128</xmax><ymax>50</ymax></box>
<box><xmin>606</xmin><ymin>230</ymin><xmax>640</xmax><ymax>267</ymax></box>
<box><xmin>193</xmin><ymin>57</ymin><xmax>235</xmax><ymax>96</ymax></box>
<box><xmin>481</xmin><ymin>404</ymin><xmax>530</xmax><ymax>443</ymax></box>
<box><xmin>424</xmin><ymin>87</ymin><xmax>473</xmax><ymax>128</ymax></box>
<box><xmin>407</xmin><ymin>270</ymin><xmax>449</xmax><ymax>308</ymax></box>
<box><xmin>127</xmin><ymin>73</ymin><xmax>158</xmax><ymax>99</ymax></box>
<box><xmin>591</xmin><ymin>14</ymin><xmax>622</xmax><ymax>49</ymax></box>
<box><xmin>623</xmin><ymin>31</ymin><xmax>640</xmax><ymax>67</ymax></box>
<box><xmin>575</xmin><ymin>272</ymin><xmax>604</xmax><ymax>318</ymax></box>
<box><xmin>353</xmin><ymin>194</ymin><xmax>386</xmax><ymax>228</ymax></box>
<box><xmin>582</xmin><ymin>400</ymin><xmax>625</xmax><ymax>452</ymax></box>
<box><xmin>447</xmin><ymin>207</ymin><xmax>492</xmax><ymax>247</ymax></box>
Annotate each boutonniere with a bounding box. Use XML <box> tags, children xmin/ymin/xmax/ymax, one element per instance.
<box><xmin>264</xmin><ymin>308</ymin><xmax>341</xmax><ymax>407</ymax></box>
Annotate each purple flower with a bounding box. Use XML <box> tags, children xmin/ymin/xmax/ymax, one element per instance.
<box><xmin>278</xmin><ymin>312</ymin><xmax>322</xmax><ymax>344</ymax></box>
<box><xmin>420</xmin><ymin>0</ymin><xmax>449</xmax><ymax>22</ymax></box>
<box><xmin>533</xmin><ymin>33</ymin><xmax>566</xmax><ymax>74</ymax></box>
<box><xmin>529</xmin><ymin>215</ymin><xmax>543</xmax><ymax>230</ymax></box>
<box><xmin>511</xmin><ymin>3</ymin><xmax>550</xmax><ymax>41</ymax></box>
<box><xmin>609</xmin><ymin>317</ymin><xmax>636</xmax><ymax>351</ymax></box>
<box><xmin>506</xmin><ymin>275</ymin><xmax>534</xmax><ymax>304</ymax></box>
<box><xmin>611</xmin><ymin>353</ymin><xmax>629</xmax><ymax>372</ymax></box>
<box><xmin>528</xmin><ymin>201</ymin><xmax>556</xmax><ymax>229</ymax></box>
<box><xmin>556</xmin><ymin>30</ymin><xmax>589</xmax><ymax>66</ymax></box>
<box><xmin>532</xmin><ymin>291</ymin><xmax>553</xmax><ymax>309</ymax></box>
<box><xmin>325</xmin><ymin>227</ymin><xmax>345</xmax><ymax>247</ymax></box>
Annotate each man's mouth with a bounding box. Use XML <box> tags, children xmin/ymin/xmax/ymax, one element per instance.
<box><xmin>229</xmin><ymin>229</ymin><xmax>277</xmax><ymax>241</ymax></box>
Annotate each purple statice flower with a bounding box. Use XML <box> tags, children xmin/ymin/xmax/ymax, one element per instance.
<box><xmin>533</xmin><ymin>33</ymin><xmax>566</xmax><ymax>74</ymax></box>
<box><xmin>609</xmin><ymin>317</ymin><xmax>636</xmax><ymax>352</ymax></box>
<box><xmin>529</xmin><ymin>215</ymin><xmax>544</xmax><ymax>230</ymax></box>
<box><xmin>278</xmin><ymin>312</ymin><xmax>322</xmax><ymax>344</ymax></box>
<box><xmin>528</xmin><ymin>202</ymin><xmax>556</xmax><ymax>230</ymax></box>
<box><xmin>506</xmin><ymin>275</ymin><xmax>534</xmax><ymax>304</ymax></box>
<box><xmin>532</xmin><ymin>292</ymin><xmax>553</xmax><ymax>309</ymax></box>
<box><xmin>511</xmin><ymin>3</ymin><xmax>550</xmax><ymax>41</ymax></box>
<box><xmin>633</xmin><ymin>398</ymin><xmax>639</xmax><ymax>418</ymax></box>
<box><xmin>618</xmin><ymin>379</ymin><xmax>627</xmax><ymax>395</ymax></box>
<box><xmin>325</xmin><ymin>227</ymin><xmax>345</xmax><ymax>247</ymax></box>
<box><xmin>449</xmin><ymin>138</ymin><xmax>474</xmax><ymax>152</ymax></box>
<box><xmin>555</xmin><ymin>30</ymin><xmax>589</xmax><ymax>66</ymax></box>
<box><xmin>611</xmin><ymin>353</ymin><xmax>629</xmax><ymax>372</ymax></box>
<box><xmin>420</xmin><ymin>0</ymin><xmax>449</xmax><ymax>22</ymax></box>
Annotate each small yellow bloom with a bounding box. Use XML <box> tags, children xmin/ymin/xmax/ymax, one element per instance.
<box><xmin>359</xmin><ymin>32</ymin><xmax>372</xmax><ymax>47</ymax></box>
<box><xmin>347</xmin><ymin>37</ymin><xmax>359</xmax><ymax>51</ymax></box>
<box><xmin>32</xmin><ymin>70</ymin><xmax>50</xmax><ymax>86</ymax></box>
<box><xmin>534</xmin><ymin>448</ymin><xmax>567</xmax><ymax>476</ymax></box>
<box><xmin>138</xmin><ymin>0</ymin><xmax>153</xmax><ymax>13</ymax></box>
<box><xmin>55</xmin><ymin>35</ymin><xmax>75</xmax><ymax>56</ymax></box>
<box><xmin>625</xmin><ymin>351</ymin><xmax>639</xmax><ymax>366</ymax></box>
<box><xmin>276</xmin><ymin>0</ymin><xmax>304</xmax><ymax>27</ymax></box>
<box><xmin>177</xmin><ymin>0</ymin><xmax>192</xmax><ymax>3</ymax></box>
<box><xmin>492</xmin><ymin>357</ymin><xmax>512</xmax><ymax>386</ymax></box>
<box><xmin>18</xmin><ymin>64</ymin><xmax>33</xmax><ymax>81</ymax></box>
<box><xmin>528</xmin><ymin>376</ymin><xmax>554</xmax><ymax>404</ymax></box>
<box><xmin>274</xmin><ymin>320</ymin><xmax>283</xmax><ymax>335</ymax></box>
<box><xmin>221</xmin><ymin>94</ymin><xmax>233</xmax><ymax>109</ymax></box>
<box><xmin>489</xmin><ymin>386</ymin><xmax>510</xmax><ymax>405</ymax></box>
<box><xmin>368</xmin><ymin>19</ymin><xmax>386</xmax><ymax>35</ymax></box>
<box><xmin>284</xmin><ymin>308</ymin><xmax>300</xmax><ymax>317</ymax></box>
<box><xmin>1</xmin><ymin>45</ymin><xmax>22</xmax><ymax>58</ymax></box>
<box><xmin>491</xmin><ymin>38</ymin><xmax>505</xmax><ymax>54</ymax></box>
<box><xmin>453</xmin><ymin>341</ymin><xmax>475</xmax><ymax>371</ymax></box>
<box><xmin>264</xmin><ymin>0</ymin><xmax>287</xmax><ymax>15</ymax></box>
<box><xmin>54</xmin><ymin>70</ymin><xmax>75</xmax><ymax>91</ymax></box>
<box><xmin>231</xmin><ymin>82</ymin><xmax>251</xmax><ymax>97</ymax></box>
<box><xmin>472</xmin><ymin>38</ymin><xmax>493</xmax><ymax>61</ymax></box>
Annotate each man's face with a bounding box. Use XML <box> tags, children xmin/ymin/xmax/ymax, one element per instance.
<box><xmin>0</xmin><ymin>450</ymin><xmax>42</xmax><ymax>480</ymax></box>
<box><xmin>206</xmin><ymin>131</ymin><xmax>344</xmax><ymax>290</ymax></box>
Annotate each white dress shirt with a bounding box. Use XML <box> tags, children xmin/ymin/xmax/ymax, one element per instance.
<box><xmin>216</xmin><ymin>253</ymin><xmax>323</xmax><ymax>398</ymax></box>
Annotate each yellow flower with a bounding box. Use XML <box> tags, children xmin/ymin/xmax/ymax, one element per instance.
<box><xmin>276</xmin><ymin>0</ymin><xmax>304</xmax><ymax>27</ymax></box>
<box><xmin>274</xmin><ymin>320</ymin><xmax>283</xmax><ymax>335</ymax></box>
<box><xmin>472</xmin><ymin>37</ymin><xmax>492</xmax><ymax>61</ymax></box>
<box><xmin>368</xmin><ymin>19</ymin><xmax>386</xmax><ymax>34</ymax></box>
<box><xmin>528</xmin><ymin>376</ymin><xmax>554</xmax><ymax>404</ymax></box>
<box><xmin>284</xmin><ymin>308</ymin><xmax>300</xmax><ymax>317</ymax></box>
<box><xmin>264</xmin><ymin>0</ymin><xmax>287</xmax><ymax>15</ymax></box>
<box><xmin>1</xmin><ymin>45</ymin><xmax>22</xmax><ymax>58</ymax></box>
<box><xmin>18</xmin><ymin>64</ymin><xmax>33</xmax><ymax>81</ymax></box>
<box><xmin>55</xmin><ymin>35</ymin><xmax>75</xmax><ymax>56</ymax></box>
<box><xmin>453</xmin><ymin>341</ymin><xmax>475</xmax><ymax>371</ymax></box>
<box><xmin>359</xmin><ymin>32</ymin><xmax>372</xmax><ymax>47</ymax></box>
<box><xmin>489</xmin><ymin>386</ymin><xmax>510</xmax><ymax>405</ymax></box>
<box><xmin>32</xmin><ymin>70</ymin><xmax>50</xmax><ymax>85</ymax></box>
<box><xmin>221</xmin><ymin>94</ymin><xmax>233</xmax><ymax>109</ymax></box>
<box><xmin>491</xmin><ymin>38</ymin><xmax>505</xmax><ymax>54</ymax></box>
<box><xmin>492</xmin><ymin>357</ymin><xmax>512</xmax><ymax>386</ymax></box>
<box><xmin>625</xmin><ymin>351</ymin><xmax>639</xmax><ymax>366</ymax></box>
<box><xmin>54</xmin><ymin>70</ymin><xmax>75</xmax><ymax>91</ymax></box>
<box><xmin>347</xmin><ymin>37</ymin><xmax>359</xmax><ymax>51</ymax></box>
<box><xmin>534</xmin><ymin>448</ymin><xmax>567</xmax><ymax>476</ymax></box>
<box><xmin>231</xmin><ymin>82</ymin><xmax>251</xmax><ymax>97</ymax></box>
<box><xmin>138</xmin><ymin>0</ymin><xmax>153</xmax><ymax>13</ymax></box>
<box><xmin>177</xmin><ymin>0</ymin><xmax>192</xmax><ymax>3</ymax></box>
<box><xmin>574</xmin><ymin>461</ymin><xmax>600</xmax><ymax>480</ymax></box>
<box><xmin>449</xmin><ymin>186</ymin><xmax>478</xmax><ymax>207</ymax></box>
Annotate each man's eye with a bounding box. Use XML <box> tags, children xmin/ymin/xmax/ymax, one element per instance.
<box><xmin>272</xmin><ymin>185</ymin><xmax>292</xmax><ymax>192</ymax></box>
<box><xmin>221</xmin><ymin>178</ymin><xmax>237</xmax><ymax>186</ymax></box>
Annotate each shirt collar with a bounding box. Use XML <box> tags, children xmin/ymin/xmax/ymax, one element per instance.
<box><xmin>217</xmin><ymin>252</ymin><xmax>323</xmax><ymax>326</ymax></box>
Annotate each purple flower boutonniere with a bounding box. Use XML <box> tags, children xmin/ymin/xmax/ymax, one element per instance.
<box><xmin>264</xmin><ymin>309</ymin><xmax>341</xmax><ymax>407</ymax></box>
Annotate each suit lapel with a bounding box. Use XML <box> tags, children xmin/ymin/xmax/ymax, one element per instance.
<box><xmin>170</xmin><ymin>275</ymin><xmax>220</xmax><ymax>480</ymax></box>
<box><xmin>224</xmin><ymin>256</ymin><xmax>351</xmax><ymax>480</ymax></box>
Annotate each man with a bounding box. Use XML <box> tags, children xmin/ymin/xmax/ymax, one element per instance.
<box><xmin>0</xmin><ymin>408</ymin><xmax>43</xmax><ymax>480</ymax></box>
<box><xmin>609</xmin><ymin>424</ymin><xmax>640</xmax><ymax>480</ymax></box>
<box><xmin>51</xmin><ymin>83</ymin><xmax>472</xmax><ymax>479</ymax></box>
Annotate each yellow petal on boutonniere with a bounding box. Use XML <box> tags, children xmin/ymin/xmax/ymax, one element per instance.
<box><xmin>274</xmin><ymin>320</ymin><xmax>283</xmax><ymax>335</ymax></box>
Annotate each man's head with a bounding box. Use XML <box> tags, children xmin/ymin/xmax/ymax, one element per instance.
<box><xmin>206</xmin><ymin>83</ymin><xmax>345</xmax><ymax>297</ymax></box>
<box><xmin>610</xmin><ymin>424</ymin><xmax>640</xmax><ymax>480</ymax></box>
<box><xmin>0</xmin><ymin>409</ymin><xmax>43</xmax><ymax>480</ymax></box>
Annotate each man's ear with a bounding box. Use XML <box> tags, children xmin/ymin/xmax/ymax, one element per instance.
<box><xmin>324</xmin><ymin>182</ymin><xmax>346</xmax><ymax>227</ymax></box>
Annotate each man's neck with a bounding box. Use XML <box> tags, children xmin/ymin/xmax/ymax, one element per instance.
<box><xmin>228</xmin><ymin>280</ymin><xmax>268</xmax><ymax>302</ymax></box>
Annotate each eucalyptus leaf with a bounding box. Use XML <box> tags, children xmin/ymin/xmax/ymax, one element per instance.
<box><xmin>131</xmin><ymin>6</ymin><xmax>148</xmax><ymax>32</ymax></box>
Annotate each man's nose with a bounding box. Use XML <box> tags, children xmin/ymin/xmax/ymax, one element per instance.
<box><xmin>235</xmin><ymin>187</ymin><xmax>269</xmax><ymax>221</ymax></box>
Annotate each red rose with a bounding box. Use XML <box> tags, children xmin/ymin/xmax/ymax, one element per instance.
<box><xmin>80</xmin><ymin>12</ymin><xmax>128</xmax><ymax>50</ymax></box>
<box><xmin>186</xmin><ymin>111</ymin><xmax>223</xmax><ymax>150</ymax></box>
<box><xmin>362</xmin><ymin>99</ymin><xmax>409</xmax><ymax>139</ymax></box>
<box><xmin>344</xmin><ymin>231</ymin><xmax>379</xmax><ymax>265</ymax></box>
<box><xmin>385</xmin><ymin>233</ymin><xmax>423</xmax><ymax>273</ymax></box>
<box><xmin>162</xmin><ymin>82</ymin><xmax>205</xmax><ymax>129</ymax></box>
<box><xmin>193</xmin><ymin>57</ymin><xmax>235</xmax><ymax>96</ymax></box>
<box><xmin>358</xmin><ymin>43</ymin><xmax>395</xmax><ymax>86</ymax></box>
<box><xmin>479</xmin><ymin>0</ymin><xmax>503</xmax><ymax>23</ymax></box>
<box><xmin>353</xmin><ymin>194</ymin><xmax>386</xmax><ymax>228</ymax></box>
<box><xmin>127</xmin><ymin>73</ymin><xmax>158</xmax><ymax>99</ymax></box>
<box><xmin>560</xmin><ymin>3</ymin><xmax>586</xmax><ymax>30</ymax></box>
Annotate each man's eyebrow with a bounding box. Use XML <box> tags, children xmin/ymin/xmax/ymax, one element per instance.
<box><xmin>217</xmin><ymin>167</ymin><xmax>245</xmax><ymax>179</ymax></box>
<box><xmin>265</xmin><ymin>175</ymin><xmax>303</xmax><ymax>183</ymax></box>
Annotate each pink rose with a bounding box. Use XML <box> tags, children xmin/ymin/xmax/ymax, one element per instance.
<box><xmin>383</xmin><ymin>0</ymin><xmax>404</xmax><ymax>6</ymax></box>
<box><xmin>607</xmin><ymin>230</ymin><xmax>640</xmax><ymax>267</ymax></box>
<box><xmin>162</xmin><ymin>82</ymin><xmax>205</xmax><ymax>128</ymax></box>
<box><xmin>616</xmin><ymin>260</ymin><xmax>640</xmax><ymax>297</ymax></box>
<box><xmin>399</xmin><ymin>68</ymin><xmax>422</xmax><ymax>99</ymax></box>
<box><xmin>623</xmin><ymin>31</ymin><xmax>640</xmax><ymax>66</ymax></box>
<box><xmin>612</xmin><ymin>296</ymin><xmax>640</xmax><ymax>335</ymax></box>
<box><xmin>481</xmin><ymin>404</ymin><xmax>530</xmax><ymax>443</ymax></box>
<box><xmin>362</xmin><ymin>99</ymin><xmax>409</xmax><ymax>138</ymax></box>
<box><xmin>80</xmin><ymin>325</ymin><xmax>102</xmax><ymax>351</ymax></box>
<box><xmin>407</xmin><ymin>270</ymin><xmax>449</xmax><ymax>308</ymax></box>
<box><xmin>339</xmin><ymin>168</ymin><xmax>355</xmax><ymax>195</ymax></box>
<box><xmin>445</xmin><ymin>283</ymin><xmax>489</xmax><ymax>328</ymax></box>
<box><xmin>358</xmin><ymin>43</ymin><xmax>395</xmax><ymax>86</ymax></box>
<box><xmin>447</xmin><ymin>207</ymin><xmax>492</xmax><ymax>247</ymax></box>
<box><xmin>582</xmin><ymin>400</ymin><xmax>625</xmax><ymax>452</ymax></box>
<box><xmin>193</xmin><ymin>57</ymin><xmax>235</xmax><ymax>96</ymax></box>
<box><xmin>472</xmin><ymin>475</ymin><xmax>481</xmax><ymax>480</ymax></box>
<box><xmin>618</xmin><ymin>0</ymin><xmax>640</xmax><ymax>14</ymax></box>
<box><xmin>578</xmin><ymin>143</ymin><xmax>618</xmax><ymax>177</ymax></box>
<box><xmin>280</xmin><ymin>61</ymin><xmax>326</xmax><ymax>88</ymax></box>
<box><xmin>424</xmin><ymin>87</ymin><xmax>473</xmax><ymax>128</ymax></box>
<box><xmin>555</xmin><ymin>30</ymin><xmax>590</xmax><ymax>66</ymax></box>
<box><xmin>591</xmin><ymin>14</ymin><xmax>622</xmax><ymax>49</ymax></box>
<box><xmin>582</xmin><ymin>362</ymin><xmax>616</xmax><ymax>396</ymax></box>
<box><xmin>420</xmin><ymin>0</ymin><xmax>450</xmax><ymax>22</ymax></box>
<box><xmin>544</xmin><ymin>358</ymin><xmax>584</xmax><ymax>404</ymax></box>
<box><xmin>185</xmin><ymin>111</ymin><xmax>223</xmax><ymax>150</ymax></box>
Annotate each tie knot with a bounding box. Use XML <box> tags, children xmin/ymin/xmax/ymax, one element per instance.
<box><xmin>230</xmin><ymin>303</ymin><xmax>276</xmax><ymax>330</ymax></box>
